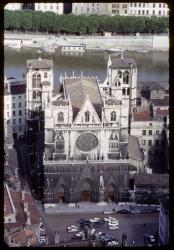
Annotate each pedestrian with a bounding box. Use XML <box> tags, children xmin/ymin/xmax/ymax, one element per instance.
<box><xmin>113</xmin><ymin>208</ymin><xmax>115</xmax><ymax>212</ymax></box>
<box><xmin>144</xmin><ymin>223</ymin><xmax>146</xmax><ymax>227</ymax></box>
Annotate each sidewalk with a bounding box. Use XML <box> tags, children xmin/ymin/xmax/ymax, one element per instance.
<box><xmin>43</xmin><ymin>202</ymin><xmax>159</xmax><ymax>214</ymax></box>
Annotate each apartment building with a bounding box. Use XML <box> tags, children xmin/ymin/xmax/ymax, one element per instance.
<box><xmin>34</xmin><ymin>3</ymin><xmax>63</xmax><ymax>14</ymax></box>
<box><xmin>107</xmin><ymin>2</ymin><xmax>129</xmax><ymax>15</ymax></box>
<box><xmin>4</xmin><ymin>3</ymin><xmax>22</xmax><ymax>11</ymax></box>
<box><xmin>128</xmin><ymin>3</ymin><xmax>169</xmax><ymax>16</ymax></box>
<box><xmin>72</xmin><ymin>2</ymin><xmax>108</xmax><ymax>15</ymax></box>
<box><xmin>4</xmin><ymin>78</ymin><xmax>26</xmax><ymax>139</ymax></box>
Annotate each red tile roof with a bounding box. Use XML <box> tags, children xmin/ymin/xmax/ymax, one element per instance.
<box><xmin>156</xmin><ymin>109</ymin><xmax>169</xmax><ymax>116</ymax></box>
<box><xmin>11</xmin><ymin>229</ymin><xmax>39</xmax><ymax>246</ymax></box>
<box><xmin>24</xmin><ymin>193</ymin><xmax>40</xmax><ymax>225</ymax></box>
<box><xmin>4</xmin><ymin>185</ymin><xmax>15</xmax><ymax>216</ymax></box>
<box><xmin>133</xmin><ymin>111</ymin><xmax>152</xmax><ymax>121</ymax></box>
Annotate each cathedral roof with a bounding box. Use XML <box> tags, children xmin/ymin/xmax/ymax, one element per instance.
<box><xmin>110</xmin><ymin>58</ymin><xmax>136</xmax><ymax>69</ymax></box>
<box><xmin>63</xmin><ymin>77</ymin><xmax>103</xmax><ymax>120</ymax></box>
<box><xmin>27</xmin><ymin>59</ymin><xmax>53</xmax><ymax>69</ymax></box>
<box><xmin>52</xmin><ymin>99</ymin><xmax>69</xmax><ymax>106</ymax></box>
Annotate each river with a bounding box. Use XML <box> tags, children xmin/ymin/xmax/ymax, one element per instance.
<box><xmin>4</xmin><ymin>48</ymin><xmax>169</xmax><ymax>86</ymax></box>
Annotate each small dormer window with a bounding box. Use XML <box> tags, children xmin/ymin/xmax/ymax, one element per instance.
<box><xmin>85</xmin><ymin>111</ymin><xmax>90</xmax><ymax>122</ymax></box>
<box><xmin>111</xmin><ymin>111</ymin><xmax>116</xmax><ymax>121</ymax></box>
<box><xmin>57</xmin><ymin>112</ymin><xmax>64</xmax><ymax>122</ymax></box>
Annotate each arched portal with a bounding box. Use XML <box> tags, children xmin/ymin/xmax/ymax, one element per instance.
<box><xmin>54</xmin><ymin>184</ymin><xmax>69</xmax><ymax>204</ymax></box>
<box><xmin>105</xmin><ymin>183</ymin><xmax>119</xmax><ymax>202</ymax></box>
<box><xmin>76</xmin><ymin>177</ymin><xmax>97</xmax><ymax>202</ymax></box>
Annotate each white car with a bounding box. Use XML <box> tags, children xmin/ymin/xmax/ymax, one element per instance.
<box><xmin>67</xmin><ymin>225</ymin><xmax>78</xmax><ymax>232</ymax></box>
<box><xmin>131</xmin><ymin>209</ymin><xmax>141</xmax><ymax>214</ymax></box>
<box><xmin>90</xmin><ymin>217</ymin><xmax>100</xmax><ymax>223</ymax></box>
<box><xmin>108</xmin><ymin>221</ymin><xmax>119</xmax><ymax>226</ymax></box>
<box><xmin>107</xmin><ymin>240</ymin><xmax>119</xmax><ymax>246</ymax></box>
<box><xmin>104</xmin><ymin>217</ymin><xmax>114</xmax><ymax>222</ymax></box>
<box><xmin>108</xmin><ymin>225</ymin><xmax>119</xmax><ymax>230</ymax></box>
<box><xmin>103</xmin><ymin>210</ymin><xmax>113</xmax><ymax>214</ymax></box>
<box><xmin>40</xmin><ymin>236</ymin><xmax>46</xmax><ymax>243</ymax></box>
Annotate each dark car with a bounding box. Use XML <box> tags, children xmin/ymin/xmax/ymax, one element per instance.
<box><xmin>141</xmin><ymin>209</ymin><xmax>153</xmax><ymax>214</ymax></box>
<box><xmin>71</xmin><ymin>234</ymin><xmax>83</xmax><ymax>240</ymax></box>
<box><xmin>117</xmin><ymin>209</ymin><xmax>130</xmax><ymax>214</ymax></box>
<box><xmin>77</xmin><ymin>218</ymin><xmax>90</xmax><ymax>224</ymax></box>
<box><xmin>94</xmin><ymin>220</ymin><xmax>105</xmax><ymax>227</ymax></box>
<box><xmin>144</xmin><ymin>234</ymin><xmax>158</xmax><ymax>247</ymax></box>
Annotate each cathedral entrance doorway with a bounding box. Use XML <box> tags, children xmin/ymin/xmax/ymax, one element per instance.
<box><xmin>106</xmin><ymin>183</ymin><xmax>119</xmax><ymax>203</ymax></box>
<box><xmin>54</xmin><ymin>185</ymin><xmax>69</xmax><ymax>204</ymax></box>
<box><xmin>107</xmin><ymin>192</ymin><xmax>114</xmax><ymax>202</ymax></box>
<box><xmin>81</xmin><ymin>190</ymin><xmax>91</xmax><ymax>201</ymax></box>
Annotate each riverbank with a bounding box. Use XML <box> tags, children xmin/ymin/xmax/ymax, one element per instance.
<box><xmin>4</xmin><ymin>32</ymin><xmax>169</xmax><ymax>52</ymax></box>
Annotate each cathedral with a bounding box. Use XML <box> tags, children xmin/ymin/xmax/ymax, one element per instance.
<box><xmin>26</xmin><ymin>55</ymin><xmax>143</xmax><ymax>204</ymax></box>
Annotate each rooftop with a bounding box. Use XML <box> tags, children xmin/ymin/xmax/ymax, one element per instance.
<box><xmin>4</xmin><ymin>184</ymin><xmax>15</xmax><ymax>216</ymax></box>
<box><xmin>27</xmin><ymin>58</ymin><xmax>53</xmax><ymax>69</ymax></box>
<box><xmin>4</xmin><ymin>82</ymin><xmax>26</xmax><ymax>95</ymax></box>
<box><xmin>110</xmin><ymin>58</ymin><xmax>137</xmax><ymax>69</ymax></box>
<box><xmin>133</xmin><ymin>111</ymin><xmax>152</xmax><ymax>121</ymax></box>
<box><xmin>128</xmin><ymin>135</ymin><xmax>142</xmax><ymax>161</ymax></box>
<box><xmin>134</xmin><ymin>173</ymin><xmax>169</xmax><ymax>187</ymax></box>
<box><xmin>151</xmin><ymin>98</ymin><xmax>169</xmax><ymax>107</ymax></box>
<box><xmin>155</xmin><ymin>109</ymin><xmax>169</xmax><ymax>116</ymax></box>
<box><xmin>139</xmin><ymin>81</ymin><xmax>168</xmax><ymax>91</ymax></box>
<box><xmin>63</xmin><ymin>77</ymin><xmax>103</xmax><ymax>120</ymax></box>
<box><xmin>11</xmin><ymin>229</ymin><xmax>39</xmax><ymax>247</ymax></box>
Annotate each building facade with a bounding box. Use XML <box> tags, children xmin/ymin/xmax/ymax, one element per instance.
<box><xmin>128</xmin><ymin>2</ymin><xmax>169</xmax><ymax>16</ymax></box>
<box><xmin>72</xmin><ymin>2</ymin><xmax>108</xmax><ymax>15</ymax></box>
<box><xmin>159</xmin><ymin>197</ymin><xmax>169</xmax><ymax>245</ymax></box>
<box><xmin>4</xmin><ymin>78</ymin><xmax>26</xmax><ymax>139</ymax></box>
<box><xmin>25</xmin><ymin>55</ymin><xmax>145</xmax><ymax>204</ymax></box>
<box><xmin>4</xmin><ymin>3</ymin><xmax>22</xmax><ymax>11</ymax></box>
<box><xmin>34</xmin><ymin>3</ymin><xmax>63</xmax><ymax>14</ymax></box>
<box><xmin>107</xmin><ymin>3</ymin><xmax>129</xmax><ymax>15</ymax></box>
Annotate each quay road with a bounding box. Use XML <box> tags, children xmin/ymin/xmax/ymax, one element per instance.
<box><xmin>35</xmin><ymin>201</ymin><xmax>158</xmax><ymax>247</ymax></box>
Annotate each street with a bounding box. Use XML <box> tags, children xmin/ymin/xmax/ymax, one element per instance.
<box><xmin>40</xmin><ymin>210</ymin><xmax>159</xmax><ymax>246</ymax></box>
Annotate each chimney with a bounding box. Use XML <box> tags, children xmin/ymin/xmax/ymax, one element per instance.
<box><xmin>7</xmin><ymin>82</ymin><xmax>11</xmax><ymax>93</ymax></box>
<box><xmin>22</xmin><ymin>190</ymin><xmax>25</xmax><ymax>201</ymax></box>
<box><xmin>24</xmin><ymin>201</ymin><xmax>28</xmax><ymax>213</ymax></box>
<box><xmin>26</xmin><ymin>236</ymin><xmax>31</xmax><ymax>247</ymax></box>
<box><xmin>26</xmin><ymin>211</ymin><xmax>31</xmax><ymax>226</ymax></box>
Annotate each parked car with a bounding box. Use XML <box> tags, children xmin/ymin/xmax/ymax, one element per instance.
<box><xmin>90</xmin><ymin>217</ymin><xmax>100</xmax><ymax>223</ymax></box>
<box><xmin>108</xmin><ymin>221</ymin><xmax>119</xmax><ymax>226</ymax></box>
<box><xmin>131</xmin><ymin>209</ymin><xmax>141</xmax><ymax>214</ymax></box>
<box><xmin>104</xmin><ymin>216</ymin><xmax>116</xmax><ymax>222</ymax></box>
<box><xmin>104</xmin><ymin>210</ymin><xmax>113</xmax><ymax>214</ymax></box>
<box><xmin>77</xmin><ymin>218</ymin><xmax>90</xmax><ymax>224</ymax></box>
<box><xmin>117</xmin><ymin>209</ymin><xmax>130</xmax><ymax>214</ymax></box>
<box><xmin>106</xmin><ymin>240</ymin><xmax>119</xmax><ymax>246</ymax></box>
<box><xmin>71</xmin><ymin>232</ymin><xmax>83</xmax><ymax>240</ymax></box>
<box><xmin>144</xmin><ymin>234</ymin><xmax>158</xmax><ymax>247</ymax></box>
<box><xmin>39</xmin><ymin>236</ymin><xmax>46</xmax><ymax>244</ymax></box>
<box><xmin>67</xmin><ymin>225</ymin><xmax>78</xmax><ymax>233</ymax></box>
<box><xmin>141</xmin><ymin>209</ymin><xmax>153</xmax><ymax>214</ymax></box>
<box><xmin>94</xmin><ymin>220</ymin><xmax>105</xmax><ymax>227</ymax></box>
<box><xmin>108</xmin><ymin>225</ymin><xmax>119</xmax><ymax>230</ymax></box>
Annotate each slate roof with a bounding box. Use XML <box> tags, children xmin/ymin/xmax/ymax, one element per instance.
<box><xmin>52</xmin><ymin>99</ymin><xmax>69</xmax><ymax>106</ymax></box>
<box><xmin>24</xmin><ymin>193</ymin><xmax>40</xmax><ymax>225</ymax></box>
<box><xmin>52</xmin><ymin>85</ymin><xmax>62</xmax><ymax>96</ymax></box>
<box><xmin>110</xmin><ymin>58</ymin><xmax>136</xmax><ymax>69</ymax></box>
<box><xmin>27</xmin><ymin>59</ymin><xmax>53</xmax><ymax>69</ymax></box>
<box><xmin>128</xmin><ymin>135</ymin><xmax>142</xmax><ymax>161</ymax></box>
<box><xmin>151</xmin><ymin>98</ymin><xmax>169</xmax><ymax>107</ymax></box>
<box><xmin>134</xmin><ymin>173</ymin><xmax>169</xmax><ymax>187</ymax></box>
<box><xmin>63</xmin><ymin>77</ymin><xmax>103</xmax><ymax>120</ymax></box>
<box><xmin>139</xmin><ymin>81</ymin><xmax>168</xmax><ymax>91</ymax></box>
<box><xmin>4</xmin><ymin>83</ymin><xmax>26</xmax><ymax>95</ymax></box>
